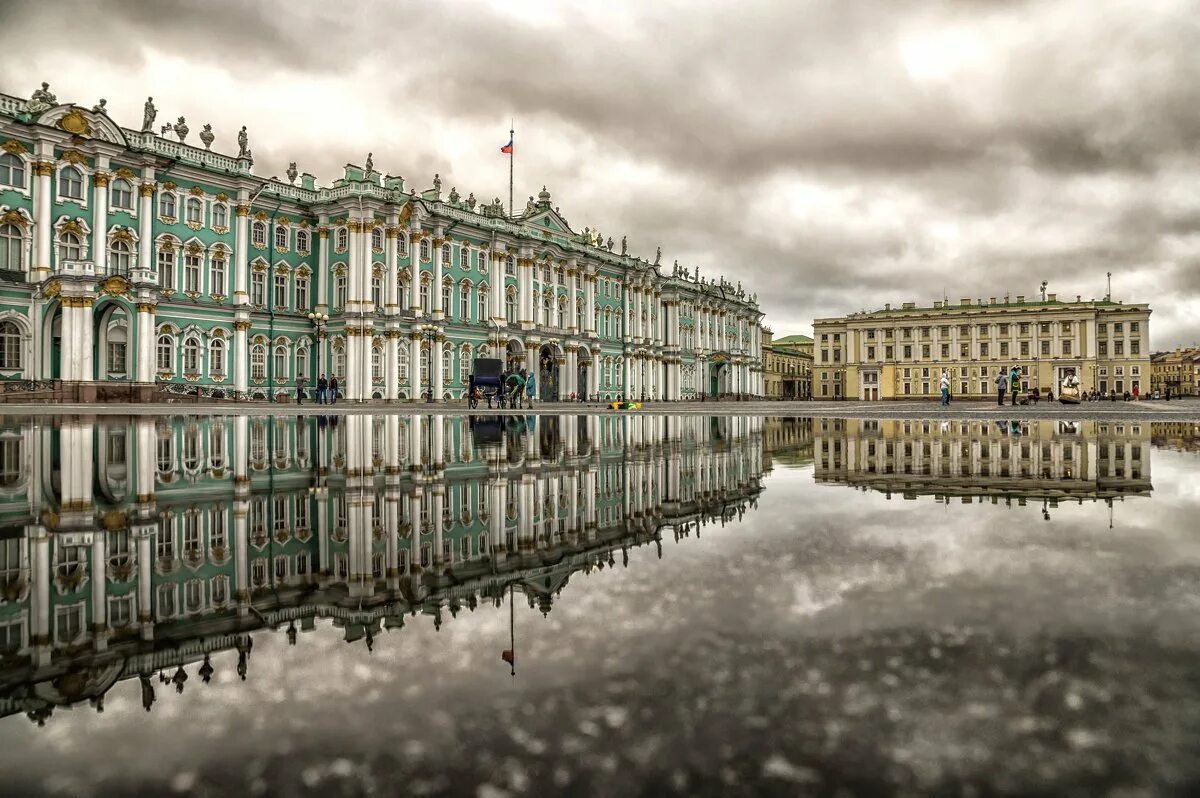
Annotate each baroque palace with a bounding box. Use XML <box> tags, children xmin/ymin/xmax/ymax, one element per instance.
<box><xmin>0</xmin><ymin>413</ymin><xmax>765</xmax><ymax>719</ymax></box>
<box><xmin>812</xmin><ymin>290</ymin><xmax>1151</xmax><ymax>400</ymax></box>
<box><xmin>0</xmin><ymin>83</ymin><xmax>764</xmax><ymax>402</ymax></box>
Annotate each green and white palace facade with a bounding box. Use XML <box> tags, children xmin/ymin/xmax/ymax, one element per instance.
<box><xmin>0</xmin><ymin>85</ymin><xmax>765</xmax><ymax>402</ymax></box>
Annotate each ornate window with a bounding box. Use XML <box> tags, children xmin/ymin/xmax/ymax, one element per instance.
<box><xmin>372</xmin><ymin>344</ymin><xmax>383</xmax><ymax>383</ymax></box>
<box><xmin>109</xmin><ymin>238</ymin><xmax>132</xmax><ymax>274</ymax></box>
<box><xmin>442</xmin><ymin>280</ymin><xmax>452</xmax><ymax>316</ymax></box>
<box><xmin>459</xmin><ymin>344</ymin><xmax>471</xmax><ymax>385</ymax></box>
<box><xmin>505</xmin><ymin>255</ymin><xmax>515</xmax><ymax>276</ymax></box>
<box><xmin>212</xmin><ymin>202</ymin><xmax>228</xmax><ymax>229</ymax></box>
<box><xmin>0</xmin><ymin>153</ymin><xmax>25</xmax><ymax>188</ymax></box>
<box><xmin>371</xmin><ymin>227</ymin><xmax>383</xmax><ymax>251</ymax></box>
<box><xmin>398</xmin><ymin>346</ymin><xmax>408</xmax><ymax>381</ymax></box>
<box><xmin>336</xmin><ymin>227</ymin><xmax>348</xmax><ymax>250</ymax></box>
<box><xmin>252</xmin><ymin>220</ymin><xmax>266</xmax><ymax>247</ymax></box>
<box><xmin>477</xmin><ymin>288</ymin><xmax>488</xmax><ymax>323</ymax></box>
<box><xmin>0</xmin><ymin>321</ymin><xmax>23</xmax><ymax>371</ymax></box>
<box><xmin>59</xmin><ymin>166</ymin><xmax>83</xmax><ymax>200</ymax></box>
<box><xmin>296</xmin><ymin>229</ymin><xmax>309</xmax><ymax>254</ymax></box>
<box><xmin>459</xmin><ymin>244</ymin><xmax>468</xmax><ymax>267</ymax></box>
<box><xmin>273</xmin><ymin>345</ymin><xmax>288</xmax><ymax>379</ymax></box>
<box><xmin>506</xmin><ymin>290</ymin><xmax>516</xmax><ymax>323</ymax></box>
<box><xmin>110</xmin><ymin>178</ymin><xmax>133</xmax><ymax>210</ymax></box>
<box><xmin>250</xmin><ymin>344</ymin><xmax>266</xmax><ymax>380</ymax></box>
<box><xmin>184</xmin><ymin>252</ymin><xmax>201</xmax><ymax>292</ymax></box>
<box><xmin>295</xmin><ymin>275</ymin><xmax>309</xmax><ymax>310</ymax></box>
<box><xmin>186</xmin><ymin>197</ymin><xmax>203</xmax><ymax>225</ymax></box>
<box><xmin>420</xmin><ymin>346</ymin><xmax>430</xmax><ymax>384</ymax></box>
<box><xmin>209</xmin><ymin>338</ymin><xmax>226</xmax><ymax>376</ymax></box>
<box><xmin>419</xmin><ymin>278</ymin><xmax>430</xmax><ymax>314</ymax></box>
<box><xmin>156</xmin><ymin>246</ymin><xmax>175</xmax><ymax>289</ymax></box>
<box><xmin>57</xmin><ymin>231</ymin><xmax>82</xmax><ymax>263</ymax></box>
<box><xmin>210</xmin><ymin>252</ymin><xmax>226</xmax><ymax>295</ymax></box>
<box><xmin>476</xmin><ymin>250</ymin><xmax>487</xmax><ymax>271</ymax></box>
<box><xmin>441</xmin><ymin>243</ymin><xmax>451</xmax><ymax>263</ymax></box>
<box><xmin>371</xmin><ymin>274</ymin><xmax>382</xmax><ymax>307</ymax></box>
<box><xmin>333</xmin><ymin>346</ymin><xmax>345</xmax><ymax>381</ymax></box>
<box><xmin>251</xmin><ymin>271</ymin><xmax>266</xmax><ymax>306</ymax></box>
<box><xmin>158</xmin><ymin>191</ymin><xmax>176</xmax><ymax>218</ymax></box>
<box><xmin>182</xmin><ymin>337</ymin><xmax>201</xmax><ymax>373</ymax></box>
<box><xmin>274</xmin><ymin>224</ymin><xmax>288</xmax><ymax>250</ymax></box>
<box><xmin>459</xmin><ymin>283</ymin><xmax>471</xmax><ymax>321</ymax></box>
<box><xmin>334</xmin><ymin>273</ymin><xmax>346</xmax><ymax>310</ymax></box>
<box><xmin>156</xmin><ymin>334</ymin><xmax>174</xmax><ymax>372</ymax></box>
<box><xmin>0</xmin><ymin>223</ymin><xmax>24</xmax><ymax>271</ymax></box>
<box><xmin>420</xmin><ymin>238</ymin><xmax>431</xmax><ymax>261</ymax></box>
<box><xmin>398</xmin><ymin>233</ymin><xmax>408</xmax><ymax>257</ymax></box>
<box><xmin>442</xmin><ymin>345</ymin><xmax>453</xmax><ymax>385</ymax></box>
<box><xmin>274</xmin><ymin>273</ymin><xmax>288</xmax><ymax>308</ymax></box>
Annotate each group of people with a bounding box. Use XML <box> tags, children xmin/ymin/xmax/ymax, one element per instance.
<box><xmin>294</xmin><ymin>374</ymin><xmax>340</xmax><ymax>405</ymax></box>
<box><xmin>938</xmin><ymin>365</ymin><xmax>1032</xmax><ymax>407</ymax></box>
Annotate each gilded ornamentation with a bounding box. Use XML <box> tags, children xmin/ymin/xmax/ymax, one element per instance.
<box><xmin>186</xmin><ymin>241</ymin><xmax>203</xmax><ymax>255</ymax></box>
<box><xmin>34</xmin><ymin>161</ymin><xmax>54</xmax><ymax>177</ymax></box>
<box><xmin>1</xmin><ymin>139</ymin><xmax>28</xmax><ymax>155</ymax></box>
<box><xmin>233</xmin><ymin>321</ymin><xmax>251</xmax><ymax>331</ymax></box>
<box><xmin>60</xmin><ymin>149</ymin><xmax>87</xmax><ymax>166</ymax></box>
<box><xmin>211</xmin><ymin>328</ymin><xmax>226</xmax><ymax>339</ymax></box>
<box><xmin>42</xmin><ymin>280</ymin><xmax>61</xmax><ymax>300</ymax></box>
<box><xmin>189</xmin><ymin>185</ymin><xmax>204</xmax><ymax>196</ymax></box>
<box><xmin>277</xmin><ymin>215</ymin><xmax>291</xmax><ymax>226</ymax></box>
<box><xmin>99</xmin><ymin>275</ymin><xmax>130</xmax><ymax>297</ymax></box>
<box><xmin>113</xmin><ymin>167</ymin><xmax>136</xmax><ymax>181</ymax></box>
<box><xmin>0</xmin><ymin>209</ymin><xmax>29</xmax><ymax>228</ymax></box>
<box><xmin>93</xmin><ymin>171</ymin><xmax>110</xmax><ymax>187</ymax></box>
<box><xmin>57</xmin><ymin>110</ymin><xmax>92</xmax><ymax>137</ymax></box>
<box><xmin>254</xmin><ymin>211</ymin><xmax>267</xmax><ymax>221</ymax></box>
<box><xmin>215</xmin><ymin>192</ymin><xmax>229</xmax><ymax>202</ymax></box>
<box><xmin>235</xmin><ymin>204</ymin><xmax>250</xmax><ymax>217</ymax></box>
<box><xmin>139</xmin><ymin>183</ymin><xmax>156</xmax><ymax>197</ymax></box>
<box><xmin>57</xmin><ymin>218</ymin><xmax>83</xmax><ymax>236</ymax></box>
<box><xmin>161</xmin><ymin>181</ymin><xmax>177</xmax><ymax>191</ymax></box>
<box><xmin>136</xmin><ymin>302</ymin><xmax>156</xmax><ymax>313</ymax></box>
<box><xmin>347</xmin><ymin>220</ymin><xmax>362</xmax><ymax>232</ymax></box>
<box><xmin>318</xmin><ymin>227</ymin><xmax>329</xmax><ymax>239</ymax></box>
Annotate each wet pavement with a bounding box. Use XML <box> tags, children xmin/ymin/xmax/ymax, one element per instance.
<box><xmin>1</xmin><ymin>414</ymin><xmax>1199</xmax><ymax>796</ymax></box>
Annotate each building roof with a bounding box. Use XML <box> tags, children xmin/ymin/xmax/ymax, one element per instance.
<box><xmin>772</xmin><ymin>334</ymin><xmax>813</xmax><ymax>344</ymax></box>
<box><xmin>815</xmin><ymin>296</ymin><xmax>1149</xmax><ymax>325</ymax></box>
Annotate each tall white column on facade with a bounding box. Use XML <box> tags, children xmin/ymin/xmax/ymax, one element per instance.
<box><xmin>569</xmin><ymin>268</ymin><xmax>580</xmax><ymax>335</ymax></box>
<box><xmin>622</xmin><ymin>354</ymin><xmax>632</xmax><ymax>398</ymax></box>
<box><xmin>432</xmin><ymin>230</ymin><xmax>445</xmax><ymax>320</ymax></box>
<box><xmin>316</xmin><ymin>220</ymin><xmax>330</xmax><ymax>309</ymax></box>
<box><xmin>384</xmin><ymin>226</ymin><xmax>398</xmax><ymax>312</ymax></box>
<box><xmin>408</xmin><ymin>329</ymin><xmax>422</xmax><ymax>400</ymax></box>
<box><xmin>591</xmin><ymin>351</ymin><xmax>601</xmax><ymax>400</ymax></box>
<box><xmin>233</xmin><ymin>318</ymin><xmax>248</xmax><ymax>394</ymax></box>
<box><xmin>409</xmin><ymin>230</ymin><xmax>422</xmax><ymax>315</ymax></box>
<box><xmin>519</xmin><ymin>257</ymin><xmax>533</xmax><ymax>326</ymax></box>
<box><xmin>234</xmin><ymin>191</ymin><xmax>249</xmax><ymax>301</ymax></box>
<box><xmin>92</xmin><ymin>164</ymin><xmax>109</xmax><ymax>274</ymax></box>
<box><xmin>137</xmin><ymin>170</ymin><xmax>155</xmax><ymax>278</ymax></box>
<box><xmin>490</xmin><ymin>250</ymin><xmax>505</xmax><ymax>324</ymax></box>
<box><xmin>432</xmin><ymin>335</ymin><xmax>444</xmax><ymax>400</ymax></box>
<box><xmin>385</xmin><ymin>330</ymin><xmax>399</xmax><ymax>401</ymax></box>
<box><xmin>623</xmin><ymin>283</ymin><xmax>631</xmax><ymax>343</ymax></box>
<box><xmin>585</xmin><ymin>270</ymin><xmax>596</xmax><ymax>335</ymax></box>
<box><xmin>33</xmin><ymin>157</ymin><xmax>53</xmax><ymax>280</ymax></box>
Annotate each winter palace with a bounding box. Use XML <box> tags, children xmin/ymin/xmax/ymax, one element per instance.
<box><xmin>0</xmin><ymin>83</ymin><xmax>765</xmax><ymax>402</ymax></box>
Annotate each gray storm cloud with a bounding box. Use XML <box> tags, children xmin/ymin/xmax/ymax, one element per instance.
<box><xmin>3</xmin><ymin>0</ymin><xmax>1198</xmax><ymax>345</ymax></box>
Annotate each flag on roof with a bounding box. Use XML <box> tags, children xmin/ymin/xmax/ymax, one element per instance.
<box><xmin>500</xmin><ymin>137</ymin><xmax>513</xmax><ymax>154</ymax></box>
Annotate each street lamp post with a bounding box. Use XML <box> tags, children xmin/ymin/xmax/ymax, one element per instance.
<box><xmin>307</xmin><ymin>312</ymin><xmax>329</xmax><ymax>383</ymax></box>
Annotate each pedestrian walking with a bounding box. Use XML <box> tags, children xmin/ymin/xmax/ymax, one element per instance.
<box><xmin>506</xmin><ymin>370</ymin><xmax>526</xmax><ymax>409</ymax></box>
<box><xmin>329</xmin><ymin>375</ymin><xmax>339</xmax><ymax>405</ymax></box>
<box><xmin>525</xmin><ymin>369</ymin><xmax>537</xmax><ymax>408</ymax></box>
<box><xmin>296</xmin><ymin>375</ymin><xmax>307</xmax><ymax>405</ymax></box>
<box><xmin>939</xmin><ymin>370</ymin><xmax>950</xmax><ymax>407</ymax></box>
<box><xmin>995</xmin><ymin>371</ymin><xmax>1008</xmax><ymax>406</ymax></box>
<box><xmin>1009</xmin><ymin>365</ymin><xmax>1021</xmax><ymax>406</ymax></box>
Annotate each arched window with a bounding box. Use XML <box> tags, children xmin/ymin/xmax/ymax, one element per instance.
<box><xmin>273</xmin><ymin>345</ymin><xmax>288</xmax><ymax>379</ymax></box>
<box><xmin>420</xmin><ymin>238</ymin><xmax>431</xmax><ymax>261</ymax></box>
<box><xmin>477</xmin><ymin>288</ymin><xmax>488</xmax><ymax>323</ymax></box>
<box><xmin>158</xmin><ymin>191</ymin><xmax>176</xmax><ymax>218</ymax></box>
<box><xmin>543</xmin><ymin>296</ymin><xmax>552</xmax><ymax>328</ymax></box>
<box><xmin>459</xmin><ymin>244</ymin><xmax>468</xmax><ymax>267</ymax></box>
<box><xmin>250</xmin><ymin>344</ymin><xmax>266</xmax><ymax>380</ymax></box>
<box><xmin>334</xmin><ymin>274</ymin><xmax>347</xmax><ymax>310</ymax></box>
<box><xmin>398</xmin><ymin>233</ymin><xmax>408</xmax><ymax>257</ymax></box>
<box><xmin>459</xmin><ymin>345</ymin><xmax>471</xmax><ymax>385</ymax></box>
<box><xmin>212</xmin><ymin>202</ymin><xmax>228</xmax><ymax>229</ymax></box>
<box><xmin>109</xmin><ymin>178</ymin><xmax>132</xmax><ymax>210</ymax></box>
<box><xmin>442</xmin><ymin>345</ymin><xmax>453</xmax><ymax>384</ymax></box>
<box><xmin>295</xmin><ymin>274</ymin><xmax>309</xmax><ymax>310</ymax></box>
<box><xmin>274</xmin><ymin>224</ymin><xmax>288</xmax><ymax>249</ymax></box>
<box><xmin>182</xmin><ymin>337</ymin><xmax>201</xmax><ymax>373</ymax></box>
<box><xmin>296</xmin><ymin>229</ymin><xmax>309</xmax><ymax>254</ymax></box>
<box><xmin>0</xmin><ymin>320</ymin><xmax>24</xmax><ymax>371</ymax></box>
<box><xmin>420</xmin><ymin>346</ymin><xmax>430</xmax><ymax>384</ymax></box>
<box><xmin>210</xmin><ymin>251</ymin><xmax>227</xmax><ymax>295</ymax></box>
<box><xmin>398</xmin><ymin>346</ymin><xmax>408</xmax><ymax>381</ymax></box>
<box><xmin>333</xmin><ymin>346</ymin><xmax>345</xmax><ymax>381</ymax></box>
<box><xmin>372</xmin><ymin>344</ymin><xmax>383</xmax><ymax>383</ymax></box>
<box><xmin>59</xmin><ymin>166</ymin><xmax>83</xmax><ymax>200</ymax></box>
<box><xmin>459</xmin><ymin>283</ymin><xmax>471</xmax><ymax>321</ymax></box>
<box><xmin>58</xmin><ymin>231</ymin><xmax>82</xmax><ymax>263</ymax></box>
<box><xmin>251</xmin><ymin>270</ymin><xmax>265</xmax><ymax>306</ymax></box>
<box><xmin>296</xmin><ymin>347</ymin><xmax>309</xmax><ymax>382</ymax></box>
<box><xmin>156</xmin><ymin>334</ymin><xmax>174</xmax><ymax>372</ymax></box>
<box><xmin>0</xmin><ymin>153</ymin><xmax>25</xmax><ymax>188</ymax></box>
<box><xmin>442</xmin><ymin>280</ymin><xmax>453</xmax><ymax>316</ymax></box>
<box><xmin>0</xmin><ymin>223</ymin><xmax>24</xmax><ymax>271</ymax></box>
<box><xmin>477</xmin><ymin>251</ymin><xmax>488</xmax><ymax>272</ymax></box>
<box><xmin>505</xmin><ymin>255</ymin><xmax>515</xmax><ymax>275</ymax></box>
<box><xmin>505</xmin><ymin>291</ymin><xmax>516</xmax><ymax>323</ymax></box>
<box><xmin>186</xmin><ymin>197</ymin><xmax>203</xmax><ymax>225</ymax></box>
<box><xmin>157</xmin><ymin>245</ymin><xmax>175</xmax><ymax>290</ymax></box>
<box><xmin>419</xmin><ymin>279</ymin><xmax>430</xmax><ymax>314</ymax></box>
<box><xmin>209</xmin><ymin>338</ymin><xmax>226</xmax><ymax>376</ymax></box>
<box><xmin>371</xmin><ymin>273</ymin><xmax>382</xmax><ymax>307</ymax></box>
<box><xmin>371</xmin><ymin>228</ymin><xmax>383</xmax><ymax>251</ymax></box>
<box><xmin>441</xmin><ymin>243</ymin><xmax>451</xmax><ymax>263</ymax></box>
<box><xmin>110</xmin><ymin>238</ymin><xmax>132</xmax><ymax>274</ymax></box>
<box><xmin>184</xmin><ymin>251</ymin><xmax>201</xmax><ymax>292</ymax></box>
<box><xmin>252</xmin><ymin>221</ymin><xmax>266</xmax><ymax>247</ymax></box>
<box><xmin>274</xmin><ymin>272</ymin><xmax>288</xmax><ymax>308</ymax></box>
<box><xmin>557</xmin><ymin>296</ymin><xmax>566</xmax><ymax>329</ymax></box>
<box><xmin>336</xmin><ymin>227</ymin><xmax>348</xmax><ymax>250</ymax></box>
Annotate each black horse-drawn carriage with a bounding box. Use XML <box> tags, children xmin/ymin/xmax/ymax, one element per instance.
<box><xmin>469</xmin><ymin>358</ymin><xmax>504</xmax><ymax>409</ymax></box>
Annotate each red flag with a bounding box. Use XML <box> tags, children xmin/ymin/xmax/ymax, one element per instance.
<box><xmin>501</xmin><ymin>649</ymin><xmax>514</xmax><ymax>665</ymax></box>
<box><xmin>500</xmin><ymin>137</ymin><xmax>513</xmax><ymax>154</ymax></box>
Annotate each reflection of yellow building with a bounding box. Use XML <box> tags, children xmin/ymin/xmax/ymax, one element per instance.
<box><xmin>1150</xmin><ymin>348</ymin><xmax>1200</xmax><ymax>397</ymax></box>
<box><xmin>812</xmin><ymin>294</ymin><xmax>1151</xmax><ymax>400</ymax></box>
<box><xmin>1150</xmin><ymin>422</ymin><xmax>1200</xmax><ymax>453</ymax></box>
<box><xmin>762</xmin><ymin>417</ymin><xmax>813</xmax><ymax>468</ymax></box>
<box><xmin>763</xmin><ymin>330</ymin><xmax>813</xmax><ymax>400</ymax></box>
<box><xmin>813</xmin><ymin>418</ymin><xmax>1152</xmax><ymax>501</ymax></box>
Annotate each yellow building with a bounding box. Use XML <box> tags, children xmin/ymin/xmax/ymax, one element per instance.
<box><xmin>1150</xmin><ymin>348</ymin><xmax>1200</xmax><ymax>397</ymax></box>
<box><xmin>762</xmin><ymin>330</ymin><xmax>813</xmax><ymax>399</ymax></box>
<box><xmin>812</xmin><ymin>293</ymin><xmax>1151</xmax><ymax>400</ymax></box>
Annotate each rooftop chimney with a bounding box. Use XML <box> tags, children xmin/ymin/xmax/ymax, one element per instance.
<box><xmin>902</xmin><ymin>301</ymin><xmax>915</xmax><ymax>309</ymax></box>
<box><xmin>1016</xmin><ymin>295</ymin><xmax>1024</xmax><ymax>303</ymax></box>
<box><xmin>933</xmin><ymin>301</ymin><xmax>942</xmax><ymax>308</ymax></box>
<box><xmin>989</xmin><ymin>297</ymin><xmax>996</xmax><ymax>305</ymax></box>
<box><xmin>960</xmin><ymin>298</ymin><xmax>971</xmax><ymax>306</ymax></box>
<box><xmin>1047</xmin><ymin>293</ymin><xmax>1057</xmax><ymax>302</ymax></box>
<box><xmin>884</xmin><ymin>303</ymin><xmax>891</xmax><ymax>310</ymax></box>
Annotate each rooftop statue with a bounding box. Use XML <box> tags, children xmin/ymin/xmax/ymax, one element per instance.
<box><xmin>91</xmin><ymin>98</ymin><xmax>107</xmax><ymax>114</ymax></box>
<box><xmin>286</xmin><ymin>161</ymin><xmax>298</xmax><ymax>184</ymax></box>
<box><xmin>606</xmin><ymin>236</ymin><xmax>614</xmax><ymax>252</ymax></box>
<box><xmin>172</xmin><ymin>117</ymin><xmax>189</xmax><ymax>143</ymax></box>
<box><xmin>365</xmin><ymin>152</ymin><xmax>374</xmax><ymax>173</ymax></box>
<box><xmin>200</xmin><ymin>124</ymin><xmax>214</xmax><ymax>150</ymax></box>
<box><xmin>621</xmin><ymin>235</ymin><xmax>628</xmax><ymax>256</ymax></box>
<box><xmin>237</xmin><ymin>126</ymin><xmax>250</xmax><ymax>159</ymax></box>
<box><xmin>433</xmin><ymin>173</ymin><xmax>442</xmax><ymax>195</ymax></box>
<box><xmin>466</xmin><ymin>192</ymin><xmax>476</xmax><ymax>210</ymax></box>
<box><xmin>449</xmin><ymin>186</ymin><xmax>460</xmax><ymax>203</ymax></box>
<box><xmin>141</xmin><ymin>97</ymin><xmax>156</xmax><ymax>132</ymax></box>
<box><xmin>23</xmin><ymin>82</ymin><xmax>57</xmax><ymax>115</ymax></box>
<box><xmin>654</xmin><ymin>246</ymin><xmax>662</xmax><ymax>266</ymax></box>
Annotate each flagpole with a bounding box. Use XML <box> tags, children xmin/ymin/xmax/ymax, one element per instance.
<box><xmin>508</xmin><ymin>120</ymin><xmax>514</xmax><ymax>219</ymax></box>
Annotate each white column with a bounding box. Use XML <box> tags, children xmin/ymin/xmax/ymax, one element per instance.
<box><xmin>384</xmin><ymin>227</ymin><xmax>398</xmax><ymax>312</ymax></box>
<box><xmin>317</xmin><ymin>221</ymin><xmax>330</xmax><ymax>309</ymax></box>
<box><xmin>91</xmin><ymin>530</ymin><xmax>107</xmax><ymax>650</ymax></box>
<box><xmin>585</xmin><ymin>271</ymin><xmax>596</xmax><ymax>334</ymax></box>
<box><xmin>519</xmin><ymin>257</ymin><xmax>533</xmax><ymax>326</ymax></box>
<box><xmin>92</xmin><ymin>167</ymin><xmax>109</xmax><ymax>274</ymax></box>
<box><xmin>137</xmin><ymin>172</ymin><xmax>155</xmax><ymax>279</ymax></box>
<box><xmin>409</xmin><ymin>230</ymin><xmax>423</xmax><ymax>315</ymax></box>
<box><xmin>385</xmin><ymin>330</ymin><xmax>399</xmax><ymax>401</ymax></box>
<box><xmin>234</xmin><ymin>193</ymin><xmax>249</xmax><ymax>302</ymax></box>
<box><xmin>408</xmin><ymin>330</ymin><xmax>422</xmax><ymax>401</ymax></box>
<box><xmin>432</xmin><ymin>334</ymin><xmax>444</xmax><ymax>401</ymax></box>
<box><xmin>591</xmin><ymin>351</ymin><xmax>601</xmax><ymax>400</ymax></box>
<box><xmin>233</xmin><ymin>319</ymin><xmax>248</xmax><ymax>394</ymax></box>
<box><xmin>432</xmin><ymin>232</ymin><xmax>445</xmax><ymax>319</ymax></box>
<box><xmin>33</xmin><ymin>158</ymin><xmax>53</xmax><ymax>280</ymax></box>
<box><xmin>135</xmin><ymin>301</ymin><xmax>155</xmax><ymax>384</ymax></box>
<box><xmin>490</xmin><ymin>250</ymin><xmax>505</xmax><ymax>324</ymax></box>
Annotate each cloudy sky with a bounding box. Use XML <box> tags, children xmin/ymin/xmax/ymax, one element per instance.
<box><xmin>3</xmin><ymin>0</ymin><xmax>1199</xmax><ymax>346</ymax></box>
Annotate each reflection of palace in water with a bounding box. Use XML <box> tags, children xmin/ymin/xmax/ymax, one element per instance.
<box><xmin>813</xmin><ymin>418</ymin><xmax>1153</xmax><ymax>502</ymax></box>
<box><xmin>0</xmin><ymin>414</ymin><xmax>764</xmax><ymax>723</ymax></box>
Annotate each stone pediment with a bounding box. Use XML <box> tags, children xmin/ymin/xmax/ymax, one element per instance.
<box><xmin>35</xmin><ymin>104</ymin><xmax>128</xmax><ymax>147</ymax></box>
<box><xmin>522</xmin><ymin>208</ymin><xmax>573</xmax><ymax>236</ymax></box>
